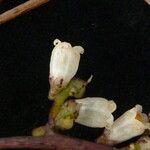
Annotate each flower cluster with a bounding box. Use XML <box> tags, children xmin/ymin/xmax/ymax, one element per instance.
<box><xmin>33</xmin><ymin>39</ymin><xmax>150</xmax><ymax>150</ymax></box>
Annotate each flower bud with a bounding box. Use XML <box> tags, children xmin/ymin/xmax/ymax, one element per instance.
<box><xmin>75</xmin><ymin>97</ymin><xmax>117</xmax><ymax>128</ymax></box>
<box><xmin>49</xmin><ymin>39</ymin><xmax>84</xmax><ymax>99</ymax></box>
<box><xmin>55</xmin><ymin>100</ymin><xmax>80</xmax><ymax>130</ymax></box>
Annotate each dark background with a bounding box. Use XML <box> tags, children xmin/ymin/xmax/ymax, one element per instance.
<box><xmin>0</xmin><ymin>0</ymin><xmax>150</xmax><ymax>141</ymax></box>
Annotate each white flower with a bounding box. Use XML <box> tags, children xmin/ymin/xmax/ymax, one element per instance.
<box><xmin>49</xmin><ymin>39</ymin><xmax>84</xmax><ymax>99</ymax></box>
<box><xmin>75</xmin><ymin>97</ymin><xmax>117</xmax><ymax>128</ymax></box>
<box><xmin>98</xmin><ymin>104</ymin><xmax>150</xmax><ymax>145</ymax></box>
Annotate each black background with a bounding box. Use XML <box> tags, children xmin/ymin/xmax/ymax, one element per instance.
<box><xmin>0</xmin><ymin>0</ymin><xmax>150</xmax><ymax>141</ymax></box>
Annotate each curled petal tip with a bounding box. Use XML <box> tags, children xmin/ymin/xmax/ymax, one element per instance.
<box><xmin>135</xmin><ymin>104</ymin><xmax>143</xmax><ymax>112</ymax></box>
<box><xmin>53</xmin><ymin>39</ymin><xmax>61</xmax><ymax>46</ymax></box>
<box><xmin>73</xmin><ymin>46</ymin><xmax>84</xmax><ymax>54</ymax></box>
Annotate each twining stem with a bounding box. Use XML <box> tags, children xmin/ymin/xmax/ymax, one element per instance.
<box><xmin>0</xmin><ymin>0</ymin><xmax>49</xmax><ymax>24</ymax></box>
<box><xmin>145</xmin><ymin>0</ymin><xmax>150</xmax><ymax>5</ymax></box>
<box><xmin>0</xmin><ymin>135</ymin><xmax>113</xmax><ymax>150</ymax></box>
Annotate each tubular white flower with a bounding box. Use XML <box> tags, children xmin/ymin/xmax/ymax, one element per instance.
<box><xmin>100</xmin><ymin>104</ymin><xmax>150</xmax><ymax>145</ymax></box>
<box><xmin>49</xmin><ymin>39</ymin><xmax>84</xmax><ymax>99</ymax></box>
<box><xmin>75</xmin><ymin>97</ymin><xmax>117</xmax><ymax>128</ymax></box>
